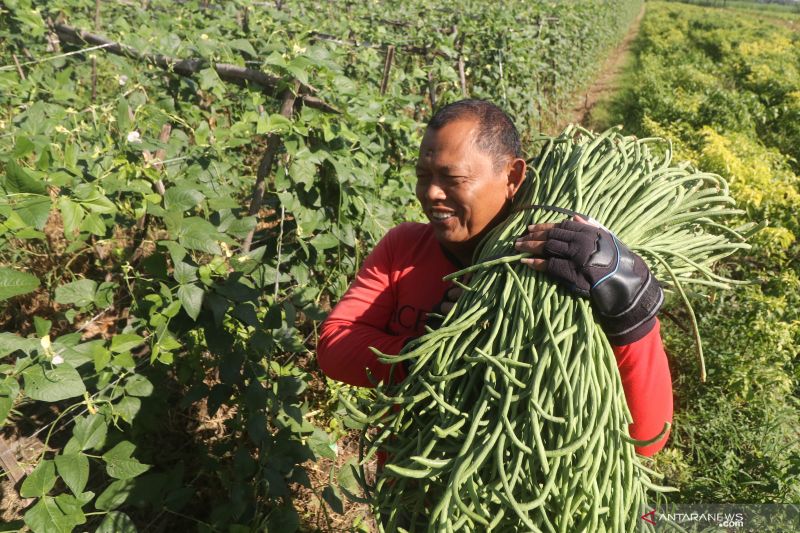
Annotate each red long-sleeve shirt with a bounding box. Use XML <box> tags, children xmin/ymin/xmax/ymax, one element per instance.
<box><xmin>318</xmin><ymin>222</ymin><xmax>672</xmax><ymax>455</ymax></box>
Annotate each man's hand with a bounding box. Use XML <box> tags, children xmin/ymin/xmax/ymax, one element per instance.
<box><xmin>426</xmin><ymin>285</ymin><xmax>464</xmax><ymax>330</ymax></box>
<box><xmin>514</xmin><ymin>217</ymin><xmax>664</xmax><ymax>345</ymax></box>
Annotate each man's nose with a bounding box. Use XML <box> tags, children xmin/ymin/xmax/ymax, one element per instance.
<box><xmin>421</xmin><ymin>177</ymin><xmax>447</xmax><ymax>202</ymax></box>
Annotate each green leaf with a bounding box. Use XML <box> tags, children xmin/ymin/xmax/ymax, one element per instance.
<box><xmin>310</xmin><ymin>233</ymin><xmax>339</xmax><ymax>251</ymax></box>
<box><xmin>33</xmin><ymin>316</ymin><xmax>52</xmax><ymax>337</ymax></box>
<box><xmin>80</xmin><ymin>212</ymin><xmax>106</xmax><ymax>236</ymax></box>
<box><xmin>15</xmin><ymin>196</ymin><xmax>51</xmax><ymax>230</ymax></box>
<box><xmin>164</xmin><ymin>187</ymin><xmax>205</xmax><ymax>213</ymax></box>
<box><xmin>229</xmin><ymin>38</ymin><xmax>257</xmax><ymax>57</ymax></box>
<box><xmin>23</xmin><ymin>364</ymin><xmax>87</xmax><ymax>402</ymax></box>
<box><xmin>55</xmin><ymin>453</ymin><xmax>89</xmax><ymax>495</ymax></box>
<box><xmin>124</xmin><ymin>375</ymin><xmax>153</xmax><ymax>397</ymax></box>
<box><xmin>0</xmin><ymin>267</ymin><xmax>40</xmax><ymax>301</ymax></box>
<box><xmin>94</xmin><ymin>281</ymin><xmax>117</xmax><ymax>308</ymax></box>
<box><xmin>58</xmin><ymin>197</ymin><xmax>84</xmax><ymax>236</ymax></box>
<box><xmin>257</xmin><ymin>113</ymin><xmax>293</xmax><ymax>135</ymax></box>
<box><xmin>110</xmin><ymin>333</ymin><xmax>144</xmax><ymax>353</ymax></box>
<box><xmin>173</xmin><ymin>262</ymin><xmax>198</xmax><ymax>284</ymax></box>
<box><xmin>96</xmin><ymin>511</ymin><xmax>137</xmax><ymax>533</ymax></box>
<box><xmin>95</xmin><ymin>479</ymin><xmax>136</xmax><ymax>511</ymax></box>
<box><xmin>54</xmin><ymin>279</ymin><xmax>97</xmax><ymax>307</ymax></box>
<box><xmin>66</xmin><ymin>414</ymin><xmax>107</xmax><ymax>452</ymax></box>
<box><xmin>3</xmin><ymin>160</ymin><xmax>47</xmax><ymax>194</ymax></box>
<box><xmin>20</xmin><ymin>459</ymin><xmax>56</xmax><ymax>497</ymax></box>
<box><xmin>173</xmin><ymin>217</ymin><xmax>223</xmax><ymax>255</ymax></box>
<box><xmin>114</xmin><ymin>396</ymin><xmax>141</xmax><ymax>424</ymax></box>
<box><xmin>308</xmin><ymin>428</ymin><xmax>337</xmax><ymax>460</ymax></box>
<box><xmin>0</xmin><ymin>376</ymin><xmax>20</xmax><ymax>426</ymax></box>
<box><xmin>23</xmin><ymin>496</ymin><xmax>83</xmax><ymax>533</ymax></box>
<box><xmin>178</xmin><ymin>283</ymin><xmax>204</xmax><ymax>320</ymax></box>
<box><xmin>102</xmin><ymin>441</ymin><xmax>150</xmax><ymax>480</ymax></box>
<box><xmin>338</xmin><ymin>457</ymin><xmax>361</xmax><ymax>497</ymax></box>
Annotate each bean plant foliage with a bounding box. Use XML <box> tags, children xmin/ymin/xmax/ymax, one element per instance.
<box><xmin>0</xmin><ymin>0</ymin><xmax>642</xmax><ymax>530</ymax></box>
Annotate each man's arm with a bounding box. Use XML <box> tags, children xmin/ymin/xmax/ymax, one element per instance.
<box><xmin>317</xmin><ymin>229</ymin><xmax>411</xmax><ymax>388</ymax></box>
<box><xmin>611</xmin><ymin>318</ymin><xmax>673</xmax><ymax>456</ymax></box>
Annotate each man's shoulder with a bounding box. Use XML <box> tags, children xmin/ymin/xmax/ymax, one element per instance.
<box><xmin>386</xmin><ymin>221</ymin><xmax>433</xmax><ymax>242</ymax></box>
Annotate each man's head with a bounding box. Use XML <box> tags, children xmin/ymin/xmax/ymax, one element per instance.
<box><xmin>416</xmin><ymin>99</ymin><xmax>526</xmax><ymax>263</ymax></box>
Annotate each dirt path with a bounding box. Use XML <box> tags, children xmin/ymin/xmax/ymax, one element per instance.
<box><xmin>556</xmin><ymin>5</ymin><xmax>645</xmax><ymax>131</ymax></box>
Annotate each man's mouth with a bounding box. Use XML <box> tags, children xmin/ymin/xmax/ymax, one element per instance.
<box><xmin>431</xmin><ymin>212</ymin><xmax>454</xmax><ymax>221</ymax></box>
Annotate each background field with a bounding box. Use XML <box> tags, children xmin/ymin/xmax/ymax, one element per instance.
<box><xmin>0</xmin><ymin>0</ymin><xmax>798</xmax><ymax>531</ymax></box>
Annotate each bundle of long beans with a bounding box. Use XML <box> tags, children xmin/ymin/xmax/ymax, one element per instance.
<box><xmin>343</xmin><ymin>126</ymin><xmax>754</xmax><ymax>532</ymax></box>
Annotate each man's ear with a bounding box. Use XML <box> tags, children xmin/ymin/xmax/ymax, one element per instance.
<box><xmin>506</xmin><ymin>158</ymin><xmax>527</xmax><ymax>199</ymax></box>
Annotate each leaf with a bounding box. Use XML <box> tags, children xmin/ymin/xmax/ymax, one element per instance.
<box><xmin>102</xmin><ymin>441</ymin><xmax>150</xmax><ymax>480</ymax></box>
<box><xmin>322</xmin><ymin>485</ymin><xmax>344</xmax><ymax>514</ymax></box>
<box><xmin>95</xmin><ymin>479</ymin><xmax>136</xmax><ymax>511</ymax></box>
<box><xmin>308</xmin><ymin>428</ymin><xmax>337</xmax><ymax>460</ymax></box>
<box><xmin>310</xmin><ymin>233</ymin><xmax>339</xmax><ymax>251</ymax></box>
<box><xmin>0</xmin><ymin>376</ymin><xmax>20</xmax><ymax>426</ymax></box>
<box><xmin>114</xmin><ymin>396</ymin><xmax>141</xmax><ymax>424</ymax></box>
<box><xmin>65</xmin><ymin>414</ymin><xmax>107</xmax><ymax>453</ymax></box>
<box><xmin>94</xmin><ymin>281</ymin><xmax>117</xmax><ymax>309</ymax></box>
<box><xmin>256</xmin><ymin>113</ymin><xmax>292</xmax><ymax>135</ymax></box>
<box><xmin>54</xmin><ymin>279</ymin><xmax>97</xmax><ymax>307</ymax></box>
<box><xmin>20</xmin><ymin>460</ymin><xmax>56</xmax><ymax>498</ymax></box>
<box><xmin>23</xmin><ymin>496</ymin><xmax>83</xmax><ymax>533</ymax></box>
<box><xmin>55</xmin><ymin>453</ymin><xmax>89</xmax><ymax>495</ymax></box>
<box><xmin>110</xmin><ymin>333</ymin><xmax>144</xmax><ymax>353</ymax></box>
<box><xmin>174</xmin><ymin>217</ymin><xmax>223</xmax><ymax>255</ymax></box>
<box><xmin>33</xmin><ymin>316</ymin><xmax>52</xmax><ymax>337</ymax></box>
<box><xmin>80</xmin><ymin>212</ymin><xmax>106</xmax><ymax>236</ymax></box>
<box><xmin>3</xmin><ymin>160</ymin><xmax>47</xmax><ymax>194</ymax></box>
<box><xmin>164</xmin><ymin>187</ymin><xmax>205</xmax><ymax>213</ymax></box>
<box><xmin>124</xmin><ymin>375</ymin><xmax>153</xmax><ymax>397</ymax></box>
<box><xmin>96</xmin><ymin>511</ymin><xmax>137</xmax><ymax>533</ymax></box>
<box><xmin>58</xmin><ymin>197</ymin><xmax>84</xmax><ymax>236</ymax></box>
<box><xmin>0</xmin><ymin>267</ymin><xmax>40</xmax><ymax>301</ymax></box>
<box><xmin>338</xmin><ymin>457</ymin><xmax>361</xmax><ymax>498</ymax></box>
<box><xmin>23</xmin><ymin>364</ymin><xmax>86</xmax><ymax>402</ymax></box>
<box><xmin>15</xmin><ymin>196</ymin><xmax>51</xmax><ymax>230</ymax></box>
<box><xmin>178</xmin><ymin>283</ymin><xmax>204</xmax><ymax>320</ymax></box>
<box><xmin>229</xmin><ymin>38</ymin><xmax>257</xmax><ymax>57</ymax></box>
<box><xmin>173</xmin><ymin>262</ymin><xmax>198</xmax><ymax>284</ymax></box>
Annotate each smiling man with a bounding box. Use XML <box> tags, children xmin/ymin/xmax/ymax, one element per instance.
<box><xmin>317</xmin><ymin>99</ymin><xmax>672</xmax><ymax>456</ymax></box>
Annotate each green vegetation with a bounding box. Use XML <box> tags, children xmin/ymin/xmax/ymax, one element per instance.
<box><xmin>352</xmin><ymin>126</ymin><xmax>748</xmax><ymax>531</ymax></box>
<box><xmin>0</xmin><ymin>0</ymin><xmax>642</xmax><ymax>531</ymax></box>
<box><xmin>596</xmin><ymin>1</ymin><xmax>800</xmax><ymax>504</ymax></box>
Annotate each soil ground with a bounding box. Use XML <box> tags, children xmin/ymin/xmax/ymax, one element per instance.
<box><xmin>557</xmin><ymin>5</ymin><xmax>645</xmax><ymax>132</ymax></box>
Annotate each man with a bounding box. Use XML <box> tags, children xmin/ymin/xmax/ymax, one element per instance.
<box><xmin>317</xmin><ymin>99</ymin><xmax>672</xmax><ymax>456</ymax></box>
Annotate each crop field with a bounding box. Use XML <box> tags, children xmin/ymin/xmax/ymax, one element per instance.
<box><xmin>596</xmin><ymin>0</ymin><xmax>800</xmax><ymax>506</ymax></box>
<box><xmin>0</xmin><ymin>0</ymin><xmax>798</xmax><ymax>531</ymax></box>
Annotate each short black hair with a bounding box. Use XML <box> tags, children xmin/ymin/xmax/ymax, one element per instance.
<box><xmin>426</xmin><ymin>99</ymin><xmax>522</xmax><ymax>169</ymax></box>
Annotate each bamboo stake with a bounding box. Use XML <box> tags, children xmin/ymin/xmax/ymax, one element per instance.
<box><xmin>380</xmin><ymin>45</ymin><xmax>395</xmax><ymax>95</ymax></box>
<box><xmin>243</xmin><ymin>81</ymin><xmax>300</xmax><ymax>252</ymax></box>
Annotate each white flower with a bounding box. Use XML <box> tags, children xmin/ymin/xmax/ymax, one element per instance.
<box><xmin>127</xmin><ymin>131</ymin><xmax>142</xmax><ymax>143</ymax></box>
<box><xmin>52</xmin><ymin>354</ymin><xmax>64</xmax><ymax>365</ymax></box>
<box><xmin>40</xmin><ymin>335</ymin><xmax>51</xmax><ymax>351</ymax></box>
<box><xmin>119</xmin><ymin>75</ymin><xmax>129</xmax><ymax>86</ymax></box>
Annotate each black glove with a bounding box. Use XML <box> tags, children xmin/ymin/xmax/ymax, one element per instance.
<box><xmin>400</xmin><ymin>285</ymin><xmax>460</xmax><ymax>373</ymax></box>
<box><xmin>543</xmin><ymin>220</ymin><xmax>663</xmax><ymax>345</ymax></box>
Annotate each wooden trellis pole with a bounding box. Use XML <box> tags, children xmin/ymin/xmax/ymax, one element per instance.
<box><xmin>380</xmin><ymin>45</ymin><xmax>395</xmax><ymax>95</ymax></box>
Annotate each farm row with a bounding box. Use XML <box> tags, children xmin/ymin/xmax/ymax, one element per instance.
<box><xmin>598</xmin><ymin>1</ymin><xmax>800</xmax><ymax>504</ymax></box>
<box><xmin>0</xmin><ymin>0</ymin><xmax>642</xmax><ymax>530</ymax></box>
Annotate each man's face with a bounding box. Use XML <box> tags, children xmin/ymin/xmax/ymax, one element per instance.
<box><xmin>415</xmin><ymin>118</ymin><xmax>514</xmax><ymax>253</ymax></box>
